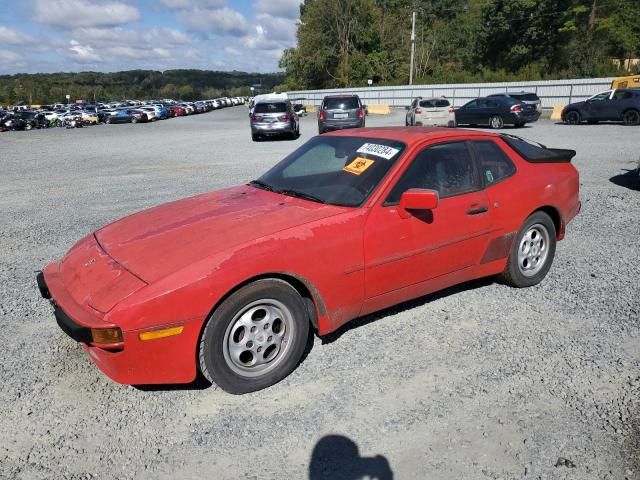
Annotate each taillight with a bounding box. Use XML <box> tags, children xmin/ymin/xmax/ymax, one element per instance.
<box><xmin>510</xmin><ymin>104</ymin><xmax>522</xmax><ymax>112</ymax></box>
<box><xmin>448</xmin><ymin>107</ymin><xmax>455</xmax><ymax>113</ymax></box>
<box><xmin>415</xmin><ymin>108</ymin><xmax>422</xmax><ymax>114</ymax></box>
<box><xmin>279</xmin><ymin>113</ymin><xmax>293</xmax><ymax>121</ymax></box>
<box><xmin>319</xmin><ymin>111</ymin><xmax>325</xmax><ymax>120</ymax></box>
<box><xmin>251</xmin><ymin>114</ymin><xmax>263</xmax><ymax>121</ymax></box>
<box><xmin>358</xmin><ymin>108</ymin><xmax>364</xmax><ymax>118</ymax></box>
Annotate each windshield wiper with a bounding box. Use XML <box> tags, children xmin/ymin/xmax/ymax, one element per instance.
<box><xmin>277</xmin><ymin>189</ymin><xmax>326</xmax><ymax>204</ymax></box>
<box><xmin>248</xmin><ymin>179</ymin><xmax>276</xmax><ymax>192</ymax></box>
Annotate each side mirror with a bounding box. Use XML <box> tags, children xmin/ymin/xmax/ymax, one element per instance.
<box><xmin>399</xmin><ymin>189</ymin><xmax>439</xmax><ymax>219</ymax></box>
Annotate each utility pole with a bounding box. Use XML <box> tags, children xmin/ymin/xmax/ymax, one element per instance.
<box><xmin>409</xmin><ymin>10</ymin><xmax>416</xmax><ymax>85</ymax></box>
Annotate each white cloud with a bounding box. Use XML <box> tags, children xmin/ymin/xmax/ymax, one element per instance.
<box><xmin>68</xmin><ymin>40</ymin><xmax>102</xmax><ymax>62</ymax></box>
<box><xmin>159</xmin><ymin>0</ymin><xmax>226</xmax><ymax>10</ymax></box>
<box><xmin>179</xmin><ymin>6</ymin><xmax>249</xmax><ymax>36</ymax></box>
<box><xmin>0</xmin><ymin>26</ymin><xmax>35</xmax><ymax>44</ymax></box>
<box><xmin>34</xmin><ymin>0</ymin><xmax>141</xmax><ymax>28</ymax></box>
<box><xmin>0</xmin><ymin>50</ymin><xmax>23</xmax><ymax>63</ymax></box>
<box><xmin>224</xmin><ymin>45</ymin><xmax>239</xmax><ymax>55</ymax></box>
<box><xmin>254</xmin><ymin>0</ymin><xmax>301</xmax><ymax>20</ymax></box>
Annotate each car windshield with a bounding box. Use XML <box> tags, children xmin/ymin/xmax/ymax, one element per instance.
<box><xmin>254</xmin><ymin>102</ymin><xmax>287</xmax><ymax>113</ymax></box>
<box><xmin>254</xmin><ymin>136</ymin><xmax>406</xmax><ymax>207</ymax></box>
<box><xmin>324</xmin><ymin>97</ymin><xmax>360</xmax><ymax>110</ymax></box>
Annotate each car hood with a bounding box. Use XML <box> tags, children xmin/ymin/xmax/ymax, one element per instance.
<box><xmin>565</xmin><ymin>101</ymin><xmax>585</xmax><ymax>110</ymax></box>
<box><xmin>95</xmin><ymin>185</ymin><xmax>347</xmax><ymax>283</ymax></box>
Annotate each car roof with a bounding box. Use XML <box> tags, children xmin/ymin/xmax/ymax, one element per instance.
<box><xmin>326</xmin><ymin>126</ymin><xmax>498</xmax><ymax>143</ymax></box>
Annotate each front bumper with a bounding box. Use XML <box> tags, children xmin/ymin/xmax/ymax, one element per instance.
<box><xmin>37</xmin><ymin>267</ymin><xmax>202</xmax><ymax>385</ymax></box>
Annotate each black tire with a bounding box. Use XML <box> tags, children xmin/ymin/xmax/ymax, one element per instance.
<box><xmin>623</xmin><ymin>109</ymin><xmax>640</xmax><ymax>126</ymax></box>
<box><xmin>251</xmin><ymin>133</ymin><xmax>259</xmax><ymax>141</ymax></box>
<box><xmin>489</xmin><ymin>115</ymin><xmax>504</xmax><ymax>129</ymax></box>
<box><xmin>565</xmin><ymin>110</ymin><xmax>580</xmax><ymax>125</ymax></box>
<box><xmin>132</xmin><ymin>117</ymin><xmax>138</xmax><ymax>124</ymax></box>
<box><xmin>106</xmin><ymin>117</ymin><xmax>112</xmax><ymax>124</ymax></box>
<box><xmin>514</xmin><ymin>122</ymin><xmax>525</xmax><ymax>128</ymax></box>
<box><xmin>500</xmin><ymin>211</ymin><xmax>557</xmax><ymax>288</ymax></box>
<box><xmin>199</xmin><ymin>279</ymin><xmax>310</xmax><ymax>394</ymax></box>
<box><xmin>318</xmin><ymin>127</ymin><xmax>325</xmax><ymax>134</ymax></box>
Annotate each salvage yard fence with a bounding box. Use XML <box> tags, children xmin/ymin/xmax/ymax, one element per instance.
<box><xmin>287</xmin><ymin>77</ymin><xmax>616</xmax><ymax>110</ymax></box>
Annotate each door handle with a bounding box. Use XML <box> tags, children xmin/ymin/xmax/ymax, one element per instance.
<box><xmin>466</xmin><ymin>205</ymin><xmax>488</xmax><ymax>215</ymax></box>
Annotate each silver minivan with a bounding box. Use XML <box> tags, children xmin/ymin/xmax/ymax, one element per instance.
<box><xmin>250</xmin><ymin>94</ymin><xmax>300</xmax><ymax>141</ymax></box>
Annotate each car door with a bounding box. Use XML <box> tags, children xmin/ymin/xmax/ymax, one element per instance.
<box><xmin>583</xmin><ymin>91</ymin><xmax>611</xmax><ymax>120</ymax></box>
<box><xmin>363</xmin><ymin>141</ymin><xmax>491</xmax><ymax>309</ymax></box>
<box><xmin>456</xmin><ymin>99</ymin><xmax>479</xmax><ymax>125</ymax></box>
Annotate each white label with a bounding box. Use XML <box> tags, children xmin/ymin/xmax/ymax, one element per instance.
<box><xmin>357</xmin><ymin>143</ymin><xmax>400</xmax><ymax>160</ymax></box>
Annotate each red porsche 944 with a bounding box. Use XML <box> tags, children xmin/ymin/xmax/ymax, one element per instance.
<box><xmin>38</xmin><ymin>128</ymin><xmax>580</xmax><ymax>394</ymax></box>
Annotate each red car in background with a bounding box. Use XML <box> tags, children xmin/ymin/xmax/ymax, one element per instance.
<box><xmin>37</xmin><ymin>128</ymin><xmax>580</xmax><ymax>394</ymax></box>
<box><xmin>170</xmin><ymin>105</ymin><xmax>186</xmax><ymax>117</ymax></box>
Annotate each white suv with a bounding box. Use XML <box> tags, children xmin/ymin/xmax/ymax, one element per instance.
<box><xmin>405</xmin><ymin>97</ymin><xmax>456</xmax><ymax>128</ymax></box>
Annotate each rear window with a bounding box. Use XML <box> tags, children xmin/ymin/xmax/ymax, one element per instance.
<box><xmin>254</xmin><ymin>102</ymin><xmax>287</xmax><ymax>113</ymax></box>
<box><xmin>501</xmin><ymin>135</ymin><xmax>575</xmax><ymax>163</ymax></box>
<box><xmin>420</xmin><ymin>99</ymin><xmax>450</xmax><ymax>108</ymax></box>
<box><xmin>323</xmin><ymin>97</ymin><xmax>360</xmax><ymax>110</ymax></box>
<box><xmin>509</xmin><ymin>93</ymin><xmax>539</xmax><ymax>101</ymax></box>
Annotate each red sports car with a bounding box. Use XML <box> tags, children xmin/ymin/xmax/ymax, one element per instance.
<box><xmin>38</xmin><ymin>128</ymin><xmax>580</xmax><ymax>394</ymax></box>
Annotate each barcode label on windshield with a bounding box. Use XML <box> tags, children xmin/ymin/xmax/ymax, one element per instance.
<box><xmin>357</xmin><ymin>143</ymin><xmax>400</xmax><ymax>160</ymax></box>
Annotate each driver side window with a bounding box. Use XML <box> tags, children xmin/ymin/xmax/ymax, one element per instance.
<box><xmin>385</xmin><ymin>142</ymin><xmax>479</xmax><ymax>205</ymax></box>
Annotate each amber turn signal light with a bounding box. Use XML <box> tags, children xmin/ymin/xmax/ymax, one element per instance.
<box><xmin>139</xmin><ymin>326</ymin><xmax>184</xmax><ymax>341</ymax></box>
<box><xmin>90</xmin><ymin>327</ymin><xmax>124</xmax><ymax>344</ymax></box>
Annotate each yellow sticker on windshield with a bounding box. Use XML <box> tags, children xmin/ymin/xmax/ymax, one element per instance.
<box><xmin>343</xmin><ymin>157</ymin><xmax>374</xmax><ymax>175</ymax></box>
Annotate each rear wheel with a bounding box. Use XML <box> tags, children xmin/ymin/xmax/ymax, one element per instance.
<box><xmin>623</xmin><ymin>109</ymin><xmax>640</xmax><ymax>126</ymax></box>
<box><xmin>500</xmin><ymin>211</ymin><xmax>556</xmax><ymax>288</ymax></box>
<box><xmin>565</xmin><ymin>110</ymin><xmax>581</xmax><ymax>125</ymax></box>
<box><xmin>489</xmin><ymin>115</ymin><xmax>504</xmax><ymax>129</ymax></box>
<box><xmin>251</xmin><ymin>133</ymin><xmax>259</xmax><ymax>141</ymax></box>
<box><xmin>199</xmin><ymin>279</ymin><xmax>310</xmax><ymax>394</ymax></box>
<box><xmin>106</xmin><ymin>117</ymin><xmax>112</xmax><ymax>124</ymax></box>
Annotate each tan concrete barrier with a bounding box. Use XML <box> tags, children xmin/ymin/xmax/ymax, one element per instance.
<box><xmin>366</xmin><ymin>104</ymin><xmax>391</xmax><ymax>115</ymax></box>
<box><xmin>550</xmin><ymin>104</ymin><xmax>566</xmax><ymax>121</ymax></box>
<box><xmin>304</xmin><ymin>104</ymin><xmax>317</xmax><ymax>113</ymax></box>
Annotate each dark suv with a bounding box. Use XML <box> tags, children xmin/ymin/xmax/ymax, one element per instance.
<box><xmin>318</xmin><ymin>95</ymin><xmax>365</xmax><ymax>134</ymax></box>
<box><xmin>561</xmin><ymin>88</ymin><xmax>640</xmax><ymax>125</ymax></box>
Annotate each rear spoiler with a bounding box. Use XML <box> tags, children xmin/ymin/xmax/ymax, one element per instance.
<box><xmin>500</xmin><ymin>134</ymin><xmax>576</xmax><ymax>163</ymax></box>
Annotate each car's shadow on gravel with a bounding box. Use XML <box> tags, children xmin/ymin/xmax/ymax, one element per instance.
<box><xmin>610</xmin><ymin>169</ymin><xmax>640</xmax><ymax>191</ymax></box>
<box><xmin>320</xmin><ymin>277</ymin><xmax>495</xmax><ymax>345</ymax></box>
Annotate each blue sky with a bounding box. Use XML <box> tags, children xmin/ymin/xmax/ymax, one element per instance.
<box><xmin>0</xmin><ymin>0</ymin><xmax>302</xmax><ymax>74</ymax></box>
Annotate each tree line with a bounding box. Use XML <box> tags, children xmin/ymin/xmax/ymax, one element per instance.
<box><xmin>279</xmin><ymin>0</ymin><xmax>640</xmax><ymax>90</ymax></box>
<box><xmin>0</xmin><ymin>70</ymin><xmax>285</xmax><ymax>106</ymax></box>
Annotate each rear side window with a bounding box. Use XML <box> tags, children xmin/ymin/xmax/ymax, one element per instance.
<box><xmin>254</xmin><ymin>102</ymin><xmax>287</xmax><ymax>113</ymax></box>
<box><xmin>471</xmin><ymin>141</ymin><xmax>516</xmax><ymax>186</ymax></box>
<box><xmin>420</xmin><ymin>99</ymin><xmax>450</xmax><ymax>108</ymax></box>
<box><xmin>323</xmin><ymin>97</ymin><xmax>360</xmax><ymax>110</ymax></box>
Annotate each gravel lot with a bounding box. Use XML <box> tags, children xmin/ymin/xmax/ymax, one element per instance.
<box><xmin>1</xmin><ymin>107</ymin><xmax>639</xmax><ymax>480</ymax></box>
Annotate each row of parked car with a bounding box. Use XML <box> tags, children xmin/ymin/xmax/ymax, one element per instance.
<box><xmin>0</xmin><ymin>96</ymin><xmax>248</xmax><ymax>131</ymax></box>
<box><xmin>403</xmin><ymin>88</ymin><xmax>640</xmax><ymax>128</ymax></box>
<box><xmin>299</xmin><ymin>87</ymin><xmax>640</xmax><ymax>135</ymax></box>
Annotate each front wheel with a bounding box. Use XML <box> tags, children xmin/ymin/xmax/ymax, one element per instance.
<box><xmin>489</xmin><ymin>115</ymin><xmax>504</xmax><ymax>129</ymax></box>
<box><xmin>199</xmin><ymin>279</ymin><xmax>310</xmax><ymax>394</ymax></box>
<box><xmin>500</xmin><ymin>211</ymin><xmax>556</xmax><ymax>288</ymax></box>
<box><xmin>623</xmin><ymin>109</ymin><xmax>640</xmax><ymax>126</ymax></box>
<box><xmin>565</xmin><ymin>110</ymin><xmax>580</xmax><ymax>125</ymax></box>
